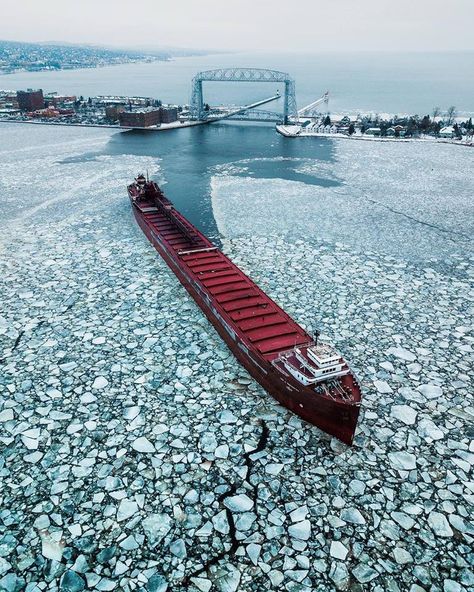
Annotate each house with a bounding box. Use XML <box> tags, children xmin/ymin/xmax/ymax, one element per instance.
<box><xmin>365</xmin><ymin>127</ymin><xmax>381</xmax><ymax>137</ymax></box>
<box><xmin>439</xmin><ymin>126</ymin><xmax>455</xmax><ymax>138</ymax></box>
<box><xmin>386</xmin><ymin>125</ymin><xmax>405</xmax><ymax>137</ymax></box>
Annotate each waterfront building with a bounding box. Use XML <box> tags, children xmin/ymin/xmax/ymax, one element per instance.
<box><xmin>159</xmin><ymin>106</ymin><xmax>178</xmax><ymax>123</ymax></box>
<box><xmin>118</xmin><ymin>108</ymin><xmax>161</xmax><ymax>127</ymax></box>
<box><xmin>17</xmin><ymin>89</ymin><xmax>44</xmax><ymax>111</ymax></box>
<box><xmin>105</xmin><ymin>105</ymin><xmax>125</xmax><ymax>121</ymax></box>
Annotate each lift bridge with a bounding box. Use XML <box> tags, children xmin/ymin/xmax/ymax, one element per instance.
<box><xmin>189</xmin><ymin>68</ymin><xmax>298</xmax><ymax>124</ymax></box>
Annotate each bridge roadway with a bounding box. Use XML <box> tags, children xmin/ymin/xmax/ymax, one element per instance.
<box><xmin>202</xmin><ymin>94</ymin><xmax>282</xmax><ymax>123</ymax></box>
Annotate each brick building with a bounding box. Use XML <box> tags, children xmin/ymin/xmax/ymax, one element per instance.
<box><xmin>118</xmin><ymin>109</ymin><xmax>161</xmax><ymax>128</ymax></box>
<box><xmin>105</xmin><ymin>105</ymin><xmax>125</xmax><ymax>121</ymax></box>
<box><xmin>159</xmin><ymin>106</ymin><xmax>178</xmax><ymax>124</ymax></box>
<box><xmin>17</xmin><ymin>89</ymin><xmax>44</xmax><ymax>111</ymax></box>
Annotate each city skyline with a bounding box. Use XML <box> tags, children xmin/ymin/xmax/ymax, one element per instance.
<box><xmin>1</xmin><ymin>0</ymin><xmax>473</xmax><ymax>53</ymax></box>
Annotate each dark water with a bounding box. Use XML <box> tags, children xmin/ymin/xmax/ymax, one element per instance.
<box><xmin>69</xmin><ymin>123</ymin><xmax>337</xmax><ymax>240</ymax></box>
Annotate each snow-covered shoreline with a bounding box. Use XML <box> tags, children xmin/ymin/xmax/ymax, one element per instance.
<box><xmin>277</xmin><ymin>126</ymin><xmax>474</xmax><ymax>147</ymax></box>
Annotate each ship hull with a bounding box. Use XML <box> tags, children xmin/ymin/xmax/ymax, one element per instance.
<box><xmin>132</xmin><ymin>206</ymin><xmax>360</xmax><ymax>445</ymax></box>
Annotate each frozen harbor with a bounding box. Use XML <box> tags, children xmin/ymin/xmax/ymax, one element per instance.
<box><xmin>0</xmin><ymin>123</ymin><xmax>473</xmax><ymax>591</ymax></box>
<box><xmin>211</xmin><ymin>141</ymin><xmax>474</xmax><ymax>262</ymax></box>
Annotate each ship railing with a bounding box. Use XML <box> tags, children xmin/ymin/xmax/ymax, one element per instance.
<box><xmin>274</xmin><ymin>342</ymin><xmax>315</xmax><ymax>360</ymax></box>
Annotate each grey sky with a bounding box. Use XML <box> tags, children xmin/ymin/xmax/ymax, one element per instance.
<box><xmin>1</xmin><ymin>0</ymin><xmax>473</xmax><ymax>52</ymax></box>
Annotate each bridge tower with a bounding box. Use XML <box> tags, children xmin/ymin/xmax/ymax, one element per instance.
<box><xmin>283</xmin><ymin>79</ymin><xmax>297</xmax><ymax>124</ymax></box>
<box><xmin>190</xmin><ymin>68</ymin><xmax>298</xmax><ymax>124</ymax></box>
<box><xmin>190</xmin><ymin>79</ymin><xmax>204</xmax><ymax>120</ymax></box>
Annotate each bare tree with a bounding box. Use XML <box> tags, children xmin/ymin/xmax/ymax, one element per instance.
<box><xmin>446</xmin><ymin>106</ymin><xmax>457</xmax><ymax>125</ymax></box>
<box><xmin>432</xmin><ymin>106</ymin><xmax>441</xmax><ymax>120</ymax></box>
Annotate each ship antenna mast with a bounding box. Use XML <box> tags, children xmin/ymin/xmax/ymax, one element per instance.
<box><xmin>314</xmin><ymin>329</ymin><xmax>320</xmax><ymax>346</ymax></box>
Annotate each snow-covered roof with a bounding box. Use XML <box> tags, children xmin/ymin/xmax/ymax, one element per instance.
<box><xmin>330</xmin><ymin>114</ymin><xmax>358</xmax><ymax>123</ymax></box>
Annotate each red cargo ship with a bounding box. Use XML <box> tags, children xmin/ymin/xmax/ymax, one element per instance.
<box><xmin>128</xmin><ymin>175</ymin><xmax>362</xmax><ymax>445</ymax></box>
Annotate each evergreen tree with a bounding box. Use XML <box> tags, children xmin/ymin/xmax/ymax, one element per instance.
<box><xmin>405</xmin><ymin>118</ymin><xmax>416</xmax><ymax>137</ymax></box>
<box><xmin>380</xmin><ymin>122</ymin><xmax>389</xmax><ymax>137</ymax></box>
<box><xmin>420</xmin><ymin>115</ymin><xmax>431</xmax><ymax>133</ymax></box>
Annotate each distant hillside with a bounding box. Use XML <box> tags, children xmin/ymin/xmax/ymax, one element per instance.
<box><xmin>0</xmin><ymin>40</ymin><xmax>172</xmax><ymax>74</ymax></box>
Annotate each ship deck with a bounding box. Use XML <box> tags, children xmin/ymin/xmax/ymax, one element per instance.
<box><xmin>135</xmin><ymin>195</ymin><xmax>313</xmax><ymax>361</ymax></box>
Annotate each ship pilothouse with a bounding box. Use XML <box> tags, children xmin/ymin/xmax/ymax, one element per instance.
<box><xmin>273</xmin><ymin>340</ymin><xmax>350</xmax><ymax>388</ymax></box>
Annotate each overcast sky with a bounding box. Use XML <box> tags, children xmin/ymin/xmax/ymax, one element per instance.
<box><xmin>1</xmin><ymin>0</ymin><xmax>473</xmax><ymax>52</ymax></box>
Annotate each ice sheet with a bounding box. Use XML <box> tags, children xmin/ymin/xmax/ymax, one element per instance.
<box><xmin>0</xmin><ymin>124</ymin><xmax>161</xmax><ymax>234</ymax></box>
<box><xmin>211</xmin><ymin>141</ymin><xmax>474</xmax><ymax>261</ymax></box>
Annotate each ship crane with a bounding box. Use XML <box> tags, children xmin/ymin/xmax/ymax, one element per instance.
<box><xmin>297</xmin><ymin>91</ymin><xmax>329</xmax><ymax>119</ymax></box>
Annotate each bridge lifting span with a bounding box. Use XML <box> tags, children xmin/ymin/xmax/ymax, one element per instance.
<box><xmin>190</xmin><ymin>68</ymin><xmax>298</xmax><ymax>124</ymax></box>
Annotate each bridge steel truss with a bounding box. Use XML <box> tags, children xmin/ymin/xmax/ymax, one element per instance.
<box><xmin>190</xmin><ymin>68</ymin><xmax>298</xmax><ymax>124</ymax></box>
